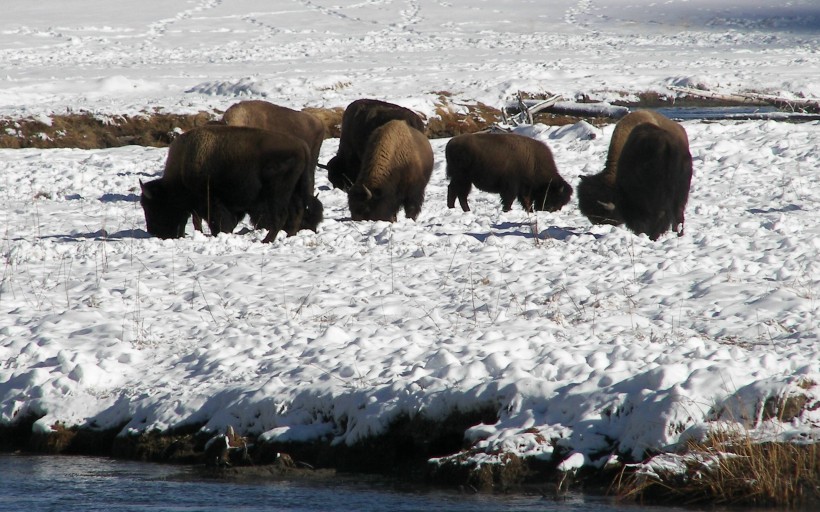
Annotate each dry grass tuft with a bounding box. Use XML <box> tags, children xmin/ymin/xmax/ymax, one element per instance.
<box><xmin>425</xmin><ymin>98</ymin><xmax>503</xmax><ymax>137</ymax></box>
<box><xmin>0</xmin><ymin>111</ymin><xmax>215</xmax><ymax>149</ymax></box>
<box><xmin>614</xmin><ymin>429</ymin><xmax>820</xmax><ymax>509</ymax></box>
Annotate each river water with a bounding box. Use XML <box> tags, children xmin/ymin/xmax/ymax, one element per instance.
<box><xmin>0</xmin><ymin>454</ymin><xmax>708</xmax><ymax>512</ymax></box>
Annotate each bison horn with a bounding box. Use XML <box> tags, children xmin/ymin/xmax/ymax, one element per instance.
<box><xmin>362</xmin><ymin>185</ymin><xmax>373</xmax><ymax>200</ymax></box>
<box><xmin>139</xmin><ymin>179</ymin><xmax>152</xmax><ymax>200</ymax></box>
<box><xmin>597</xmin><ymin>200</ymin><xmax>616</xmax><ymax>211</ymax></box>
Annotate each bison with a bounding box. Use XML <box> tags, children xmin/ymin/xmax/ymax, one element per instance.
<box><xmin>222</xmin><ymin>100</ymin><xmax>324</xmax><ymax>233</ymax></box>
<box><xmin>140</xmin><ymin>124</ymin><xmax>310</xmax><ymax>243</ymax></box>
<box><xmin>324</xmin><ymin>98</ymin><xmax>425</xmax><ymax>191</ymax></box>
<box><xmin>347</xmin><ymin>120</ymin><xmax>434</xmax><ymax>222</ymax></box>
<box><xmin>577</xmin><ymin>110</ymin><xmax>692</xmax><ymax>240</ymax></box>
<box><xmin>445</xmin><ymin>132</ymin><xmax>573</xmax><ymax>213</ymax></box>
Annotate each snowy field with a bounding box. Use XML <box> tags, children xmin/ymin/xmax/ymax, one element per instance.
<box><xmin>2</xmin><ymin>0</ymin><xmax>820</xmax><ymax>474</ymax></box>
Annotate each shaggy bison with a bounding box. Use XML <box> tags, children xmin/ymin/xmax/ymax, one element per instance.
<box><xmin>445</xmin><ymin>132</ymin><xmax>573</xmax><ymax>213</ymax></box>
<box><xmin>324</xmin><ymin>98</ymin><xmax>425</xmax><ymax>191</ymax></box>
<box><xmin>222</xmin><ymin>100</ymin><xmax>324</xmax><ymax>233</ymax></box>
<box><xmin>347</xmin><ymin>120</ymin><xmax>434</xmax><ymax>222</ymax></box>
<box><xmin>140</xmin><ymin>125</ymin><xmax>310</xmax><ymax>243</ymax></box>
<box><xmin>577</xmin><ymin>110</ymin><xmax>692</xmax><ymax>240</ymax></box>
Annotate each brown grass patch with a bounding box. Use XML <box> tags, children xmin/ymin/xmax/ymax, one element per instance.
<box><xmin>0</xmin><ymin>111</ymin><xmax>215</xmax><ymax>149</ymax></box>
<box><xmin>614</xmin><ymin>430</ymin><xmax>820</xmax><ymax>509</ymax></box>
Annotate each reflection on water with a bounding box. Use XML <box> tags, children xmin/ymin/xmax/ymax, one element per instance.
<box><xmin>0</xmin><ymin>454</ymin><xmax>695</xmax><ymax>512</ymax></box>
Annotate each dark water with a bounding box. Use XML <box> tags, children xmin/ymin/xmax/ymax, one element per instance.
<box><xmin>0</xmin><ymin>454</ymin><xmax>708</xmax><ymax>512</ymax></box>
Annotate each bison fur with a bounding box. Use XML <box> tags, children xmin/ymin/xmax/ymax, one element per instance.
<box><xmin>347</xmin><ymin>120</ymin><xmax>434</xmax><ymax>222</ymax></box>
<box><xmin>326</xmin><ymin>98</ymin><xmax>425</xmax><ymax>191</ymax></box>
<box><xmin>140</xmin><ymin>124</ymin><xmax>310</xmax><ymax>243</ymax></box>
<box><xmin>445</xmin><ymin>132</ymin><xmax>572</xmax><ymax>213</ymax></box>
<box><xmin>222</xmin><ymin>100</ymin><xmax>324</xmax><ymax>233</ymax></box>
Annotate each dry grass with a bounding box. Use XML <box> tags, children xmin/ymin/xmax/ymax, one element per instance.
<box><xmin>614</xmin><ymin>429</ymin><xmax>820</xmax><ymax>509</ymax></box>
<box><xmin>0</xmin><ymin>97</ymin><xmax>619</xmax><ymax>150</ymax></box>
<box><xmin>0</xmin><ymin>111</ymin><xmax>215</xmax><ymax>149</ymax></box>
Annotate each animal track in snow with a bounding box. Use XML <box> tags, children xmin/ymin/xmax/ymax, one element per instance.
<box><xmin>564</xmin><ymin>0</ymin><xmax>593</xmax><ymax>30</ymax></box>
<box><xmin>144</xmin><ymin>0</ymin><xmax>224</xmax><ymax>41</ymax></box>
<box><xmin>295</xmin><ymin>0</ymin><xmax>380</xmax><ymax>26</ymax></box>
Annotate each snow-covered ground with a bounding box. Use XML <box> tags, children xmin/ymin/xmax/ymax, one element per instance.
<box><xmin>1</xmin><ymin>1</ymin><xmax>819</xmax><ymax>473</ymax></box>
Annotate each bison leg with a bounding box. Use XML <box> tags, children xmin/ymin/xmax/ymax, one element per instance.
<box><xmin>518</xmin><ymin>193</ymin><xmax>534</xmax><ymax>213</ymax></box>
<box><xmin>447</xmin><ymin>180</ymin><xmax>471</xmax><ymax>212</ymax></box>
<box><xmin>404</xmin><ymin>191</ymin><xmax>425</xmax><ymax>221</ymax></box>
<box><xmin>446</xmin><ymin>184</ymin><xmax>457</xmax><ymax>209</ymax></box>
<box><xmin>191</xmin><ymin>213</ymin><xmax>204</xmax><ymax>232</ymax></box>
<box><xmin>500</xmin><ymin>191</ymin><xmax>516</xmax><ymax>212</ymax></box>
<box><xmin>258</xmin><ymin>163</ymin><xmax>303</xmax><ymax>243</ymax></box>
<box><xmin>283</xmin><ymin>187</ymin><xmax>306</xmax><ymax>237</ymax></box>
<box><xmin>200</xmin><ymin>201</ymin><xmax>241</xmax><ymax>235</ymax></box>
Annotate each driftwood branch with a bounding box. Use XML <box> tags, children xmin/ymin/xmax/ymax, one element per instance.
<box><xmin>669</xmin><ymin>86</ymin><xmax>820</xmax><ymax>114</ymax></box>
<box><xmin>501</xmin><ymin>93</ymin><xmax>628</xmax><ymax>126</ymax></box>
<box><xmin>502</xmin><ymin>94</ymin><xmax>562</xmax><ymax>125</ymax></box>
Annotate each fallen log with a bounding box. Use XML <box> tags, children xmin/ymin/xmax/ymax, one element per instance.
<box><xmin>502</xmin><ymin>94</ymin><xmax>628</xmax><ymax>125</ymax></box>
<box><xmin>669</xmin><ymin>86</ymin><xmax>820</xmax><ymax>113</ymax></box>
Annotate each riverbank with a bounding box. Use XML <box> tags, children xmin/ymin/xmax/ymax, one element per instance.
<box><xmin>3</xmin><ymin>400</ymin><xmax>819</xmax><ymax>508</ymax></box>
<box><xmin>4</xmin><ymin>92</ymin><xmax>813</xmax><ymax>150</ymax></box>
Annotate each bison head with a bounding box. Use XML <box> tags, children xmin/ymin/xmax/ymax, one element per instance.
<box><xmin>347</xmin><ymin>184</ymin><xmax>397</xmax><ymax>222</ymax></box>
<box><xmin>577</xmin><ymin>174</ymin><xmax>624</xmax><ymax>226</ymax></box>
<box><xmin>532</xmin><ymin>179</ymin><xmax>574</xmax><ymax>213</ymax></box>
<box><xmin>140</xmin><ymin>179</ymin><xmax>190</xmax><ymax>239</ymax></box>
<box><xmin>325</xmin><ymin>155</ymin><xmax>357</xmax><ymax>191</ymax></box>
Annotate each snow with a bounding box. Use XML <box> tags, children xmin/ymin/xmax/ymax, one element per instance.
<box><xmin>2</xmin><ymin>0</ymin><xmax>820</xmax><ymax>475</ymax></box>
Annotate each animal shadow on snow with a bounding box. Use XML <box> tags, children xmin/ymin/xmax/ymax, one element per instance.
<box><xmin>748</xmin><ymin>204</ymin><xmax>802</xmax><ymax>215</ymax></box>
<box><xmin>64</xmin><ymin>193</ymin><xmax>140</xmax><ymax>202</ymax></box>
<box><xmin>462</xmin><ymin>221</ymin><xmax>597</xmax><ymax>243</ymax></box>
<box><xmin>38</xmin><ymin>229</ymin><xmax>153</xmax><ymax>243</ymax></box>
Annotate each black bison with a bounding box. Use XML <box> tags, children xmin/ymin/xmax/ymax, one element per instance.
<box><xmin>140</xmin><ymin>125</ymin><xmax>310</xmax><ymax>243</ymax></box>
<box><xmin>577</xmin><ymin>110</ymin><xmax>692</xmax><ymax>240</ymax></box>
<box><xmin>347</xmin><ymin>120</ymin><xmax>434</xmax><ymax>222</ymax></box>
<box><xmin>445</xmin><ymin>132</ymin><xmax>573</xmax><ymax>213</ymax></box>
<box><xmin>222</xmin><ymin>100</ymin><xmax>324</xmax><ymax>233</ymax></box>
<box><xmin>324</xmin><ymin>98</ymin><xmax>425</xmax><ymax>191</ymax></box>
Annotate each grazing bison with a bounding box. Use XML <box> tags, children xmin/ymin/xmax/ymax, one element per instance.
<box><xmin>577</xmin><ymin>110</ymin><xmax>692</xmax><ymax>240</ymax></box>
<box><xmin>222</xmin><ymin>100</ymin><xmax>324</xmax><ymax>233</ymax></box>
<box><xmin>324</xmin><ymin>98</ymin><xmax>425</xmax><ymax>191</ymax></box>
<box><xmin>140</xmin><ymin>125</ymin><xmax>310</xmax><ymax>243</ymax></box>
<box><xmin>347</xmin><ymin>120</ymin><xmax>434</xmax><ymax>222</ymax></box>
<box><xmin>445</xmin><ymin>132</ymin><xmax>573</xmax><ymax>213</ymax></box>
<box><xmin>615</xmin><ymin>122</ymin><xmax>693</xmax><ymax>240</ymax></box>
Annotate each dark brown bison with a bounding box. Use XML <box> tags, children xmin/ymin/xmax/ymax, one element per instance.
<box><xmin>324</xmin><ymin>98</ymin><xmax>425</xmax><ymax>191</ymax></box>
<box><xmin>577</xmin><ymin>110</ymin><xmax>692</xmax><ymax>240</ymax></box>
<box><xmin>222</xmin><ymin>100</ymin><xmax>324</xmax><ymax>233</ymax></box>
<box><xmin>140</xmin><ymin>125</ymin><xmax>310</xmax><ymax>243</ymax></box>
<box><xmin>347</xmin><ymin>120</ymin><xmax>434</xmax><ymax>222</ymax></box>
<box><xmin>445</xmin><ymin>132</ymin><xmax>573</xmax><ymax>213</ymax></box>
